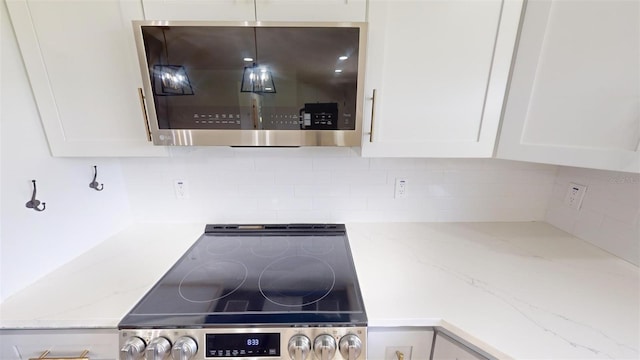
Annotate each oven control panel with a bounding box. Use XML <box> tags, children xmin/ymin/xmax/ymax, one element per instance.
<box><xmin>119</xmin><ymin>327</ymin><xmax>367</xmax><ymax>360</ymax></box>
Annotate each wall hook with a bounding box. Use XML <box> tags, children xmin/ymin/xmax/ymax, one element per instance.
<box><xmin>26</xmin><ymin>180</ymin><xmax>46</xmax><ymax>212</ymax></box>
<box><xmin>89</xmin><ymin>165</ymin><xmax>104</xmax><ymax>191</ymax></box>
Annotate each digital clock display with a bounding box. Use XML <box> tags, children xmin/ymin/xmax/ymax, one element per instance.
<box><xmin>206</xmin><ymin>333</ymin><xmax>280</xmax><ymax>358</ymax></box>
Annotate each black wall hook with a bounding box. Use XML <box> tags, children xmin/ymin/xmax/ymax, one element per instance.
<box><xmin>89</xmin><ymin>165</ymin><xmax>104</xmax><ymax>191</ymax></box>
<box><xmin>26</xmin><ymin>180</ymin><xmax>46</xmax><ymax>212</ymax></box>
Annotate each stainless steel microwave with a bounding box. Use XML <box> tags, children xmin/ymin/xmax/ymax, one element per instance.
<box><xmin>132</xmin><ymin>21</ymin><xmax>367</xmax><ymax>147</ymax></box>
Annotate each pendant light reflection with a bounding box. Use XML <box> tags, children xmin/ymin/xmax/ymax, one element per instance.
<box><xmin>240</xmin><ymin>28</ymin><xmax>276</xmax><ymax>94</ymax></box>
<box><xmin>152</xmin><ymin>27</ymin><xmax>194</xmax><ymax>96</ymax></box>
<box><xmin>241</xmin><ymin>64</ymin><xmax>276</xmax><ymax>93</ymax></box>
<box><xmin>153</xmin><ymin>65</ymin><xmax>194</xmax><ymax>96</ymax></box>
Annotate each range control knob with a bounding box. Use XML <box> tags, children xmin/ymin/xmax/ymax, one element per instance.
<box><xmin>146</xmin><ymin>337</ymin><xmax>171</xmax><ymax>360</ymax></box>
<box><xmin>314</xmin><ymin>334</ymin><xmax>337</xmax><ymax>360</ymax></box>
<box><xmin>339</xmin><ymin>334</ymin><xmax>362</xmax><ymax>360</ymax></box>
<box><xmin>172</xmin><ymin>336</ymin><xmax>198</xmax><ymax>360</ymax></box>
<box><xmin>120</xmin><ymin>336</ymin><xmax>146</xmax><ymax>360</ymax></box>
<box><xmin>288</xmin><ymin>334</ymin><xmax>311</xmax><ymax>360</ymax></box>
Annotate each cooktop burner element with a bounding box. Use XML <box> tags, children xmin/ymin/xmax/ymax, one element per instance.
<box><xmin>259</xmin><ymin>255</ymin><xmax>336</xmax><ymax>307</ymax></box>
<box><xmin>119</xmin><ymin>224</ymin><xmax>367</xmax><ymax>360</ymax></box>
<box><xmin>178</xmin><ymin>260</ymin><xmax>248</xmax><ymax>303</ymax></box>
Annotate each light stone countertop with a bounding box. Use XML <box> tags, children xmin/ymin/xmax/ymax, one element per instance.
<box><xmin>1</xmin><ymin>222</ymin><xmax>638</xmax><ymax>359</ymax></box>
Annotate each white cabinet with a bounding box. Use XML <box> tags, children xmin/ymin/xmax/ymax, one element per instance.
<box><xmin>497</xmin><ymin>0</ymin><xmax>640</xmax><ymax>173</ymax></box>
<box><xmin>142</xmin><ymin>0</ymin><xmax>366</xmax><ymax>22</ymax></box>
<box><xmin>6</xmin><ymin>0</ymin><xmax>168</xmax><ymax>157</ymax></box>
<box><xmin>255</xmin><ymin>0</ymin><xmax>366</xmax><ymax>22</ymax></box>
<box><xmin>0</xmin><ymin>329</ymin><xmax>118</xmax><ymax>360</ymax></box>
<box><xmin>431</xmin><ymin>332</ymin><xmax>487</xmax><ymax>360</ymax></box>
<box><xmin>142</xmin><ymin>0</ymin><xmax>256</xmax><ymax>21</ymax></box>
<box><xmin>361</xmin><ymin>0</ymin><xmax>523</xmax><ymax>158</ymax></box>
<box><xmin>367</xmin><ymin>327</ymin><xmax>434</xmax><ymax>360</ymax></box>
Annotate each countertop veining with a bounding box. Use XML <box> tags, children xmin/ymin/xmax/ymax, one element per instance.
<box><xmin>1</xmin><ymin>222</ymin><xmax>638</xmax><ymax>359</ymax></box>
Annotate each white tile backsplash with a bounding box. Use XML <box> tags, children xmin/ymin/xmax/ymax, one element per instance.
<box><xmin>546</xmin><ymin>167</ymin><xmax>640</xmax><ymax>265</ymax></box>
<box><xmin>120</xmin><ymin>154</ymin><xmax>558</xmax><ymax>224</ymax></box>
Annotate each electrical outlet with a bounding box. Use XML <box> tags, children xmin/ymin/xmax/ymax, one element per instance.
<box><xmin>385</xmin><ymin>346</ymin><xmax>412</xmax><ymax>360</ymax></box>
<box><xmin>394</xmin><ymin>178</ymin><xmax>408</xmax><ymax>199</ymax></box>
<box><xmin>174</xmin><ymin>179</ymin><xmax>189</xmax><ymax>199</ymax></box>
<box><xmin>564</xmin><ymin>182</ymin><xmax>587</xmax><ymax>210</ymax></box>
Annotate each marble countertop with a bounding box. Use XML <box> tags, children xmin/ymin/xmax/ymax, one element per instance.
<box><xmin>1</xmin><ymin>222</ymin><xmax>638</xmax><ymax>359</ymax></box>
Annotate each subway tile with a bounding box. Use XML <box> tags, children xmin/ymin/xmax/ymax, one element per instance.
<box><xmin>545</xmin><ymin>198</ymin><xmax>577</xmax><ymax>233</ymax></box>
<box><xmin>331</xmin><ymin>170</ymin><xmax>388</xmax><ymax>185</ymax></box>
<box><xmin>312</xmin><ymin>157</ymin><xmax>370</xmax><ymax>170</ymax></box>
<box><xmin>237</xmin><ymin>185</ymin><xmax>294</xmax><ymax>197</ymax></box>
<box><xmin>275</xmin><ymin>171</ymin><xmax>331</xmax><ymax>185</ymax></box>
<box><xmin>275</xmin><ymin>210</ymin><xmax>332</xmax><ymax>223</ymax></box>
<box><xmin>258</xmin><ymin>198</ymin><xmax>313</xmax><ymax>211</ymax></box>
<box><xmin>295</xmin><ymin>185</ymin><xmax>350</xmax><ymax>198</ymax></box>
<box><xmin>349</xmin><ymin>184</ymin><xmax>394</xmax><ymax>198</ymax></box>
<box><xmin>254</xmin><ymin>157</ymin><xmax>313</xmax><ymax>171</ymax></box>
<box><xmin>313</xmin><ymin>198</ymin><xmax>367</xmax><ymax>211</ymax></box>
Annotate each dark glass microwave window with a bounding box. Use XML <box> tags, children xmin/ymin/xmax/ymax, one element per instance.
<box><xmin>141</xmin><ymin>26</ymin><xmax>360</xmax><ymax>131</ymax></box>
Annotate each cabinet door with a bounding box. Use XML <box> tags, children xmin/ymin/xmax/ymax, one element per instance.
<box><xmin>431</xmin><ymin>333</ymin><xmax>487</xmax><ymax>360</ymax></box>
<box><xmin>142</xmin><ymin>0</ymin><xmax>255</xmax><ymax>21</ymax></box>
<box><xmin>6</xmin><ymin>0</ymin><xmax>167</xmax><ymax>157</ymax></box>
<box><xmin>367</xmin><ymin>327</ymin><xmax>434</xmax><ymax>360</ymax></box>
<box><xmin>361</xmin><ymin>0</ymin><xmax>523</xmax><ymax>158</ymax></box>
<box><xmin>497</xmin><ymin>0</ymin><xmax>640</xmax><ymax>173</ymax></box>
<box><xmin>0</xmin><ymin>329</ymin><xmax>118</xmax><ymax>360</ymax></box>
<box><xmin>255</xmin><ymin>0</ymin><xmax>366</xmax><ymax>22</ymax></box>
<box><xmin>142</xmin><ymin>0</ymin><xmax>364</xmax><ymax>22</ymax></box>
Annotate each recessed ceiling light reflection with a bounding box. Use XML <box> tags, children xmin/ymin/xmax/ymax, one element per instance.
<box><xmin>334</xmin><ymin>69</ymin><xmax>343</xmax><ymax>73</ymax></box>
<box><xmin>338</xmin><ymin>55</ymin><xmax>348</xmax><ymax>61</ymax></box>
<box><xmin>243</xmin><ymin>57</ymin><xmax>254</xmax><ymax>62</ymax></box>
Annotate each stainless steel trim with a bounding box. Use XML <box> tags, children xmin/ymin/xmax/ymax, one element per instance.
<box><xmin>120</xmin><ymin>326</ymin><xmax>367</xmax><ymax>360</ymax></box>
<box><xmin>368</xmin><ymin>89</ymin><xmax>376</xmax><ymax>143</ymax></box>
<box><xmin>137</xmin><ymin>88</ymin><xmax>152</xmax><ymax>142</ymax></box>
<box><xmin>132</xmin><ymin>20</ymin><xmax>368</xmax><ymax>147</ymax></box>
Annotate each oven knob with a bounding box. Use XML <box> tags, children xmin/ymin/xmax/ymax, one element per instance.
<box><xmin>146</xmin><ymin>337</ymin><xmax>171</xmax><ymax>360</ymax></box>
<box><xmin>313</xmin><ymin>334</ymin><xmax>337</xmax><ymax>360</ymax></box>
<box><xmin>288</xmin><ymin>334</ymin><xmax>311</xmax><ymax>360</ymax></box>
<box><xmin>338</xmin><ymin>334</ymin><xmax>362</xmax><ymax>360</ymax></box>
<box><xmin>171</xmin><ymin>336</ymin><xmax>198</xmax><ymax>360</ymax></box>
<box><xmin>120</xmin><ymin>336</ymin><xmax>146</xmax><ymax>360</ymax></box>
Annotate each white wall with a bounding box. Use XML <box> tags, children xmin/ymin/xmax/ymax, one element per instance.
<box><xmin>546</xmin><ymin>167</ymin><xmax>640</xmax><ymax>265</ymax></box>
<box><xmin>120</xmin><ymin>148</ymin><xmax>558</xmax><ymax>223</ymax></box>
<box><xmin>0</xmin><ymin>2</ymin><xmax>132</xmax><ymax>301</ymax></box>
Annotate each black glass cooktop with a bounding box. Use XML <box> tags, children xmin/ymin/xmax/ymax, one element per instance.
<box><xmin>119</xmin><ymin>224</ymin><xmax>367</xmax><ymax>328</ymax></box>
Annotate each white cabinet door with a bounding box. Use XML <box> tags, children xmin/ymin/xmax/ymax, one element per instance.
<box><xmin>255</xmin><ymin>0</ymin><xmax>366</xmax><ymax>22</ymax></box>
<box><xmin>431</xmin><ymin>333</ymin><xmax>486</xmax><ymax>360</ymax></box>
<box><xmin>0</xmin><ymin>329</ymin><xmax>118</xmax><ymax>360</ymax></box>
<box><xmin>497</xmin><ymin>0</ymin><xmax>640</xmax><ymax>173</ymax></box>
<box><xmin>142</xmin><ymin>0</ymin><xmax>365</xmax><ymax>22</ymax></box>
<box><xmin>142</xmin><ymin>0</ymin><xmax>255</xmax><ymax>21</ymax></box>
<box><xmin>6</xmin><ymin>0</ymin><xmax>167</xmax><ymax>157</ymax></box>
<box><xmin>361</xmin><ymin>0</ymin><xmax>523</xmax><ymax>158</ymax></box>
<box><xmin>367</xmin><ymin>327</ymin><xmax>434</xmax><ymax>360</ymax></box>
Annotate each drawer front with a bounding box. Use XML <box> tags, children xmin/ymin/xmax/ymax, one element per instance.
<box><xmin>0</xmin><ymin>329</ymin><xmax>118</xmax><ymax>360</ymax></box>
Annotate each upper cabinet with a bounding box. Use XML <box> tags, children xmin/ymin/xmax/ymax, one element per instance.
<box><xmin>360</xmin><ymin>0</ymin><xmax>524</xmax><ymax>157</ymax></box>
<box><xmin>142</xmin><ymin>0</ymin><xmax>255</xmax><ymax>21</ymax></box>
<box><xmin>497</xmin><ymin>0</ymin><xmax>640</xmax><ymax>173</ymax></box>
<box><xmin>142</xmin><ymin>0</ymin><xmax>366</xmax><ymax>22</ymax></box>
<box><xmin>6</xmin><ymin>0</ymin><xmax>167</xmax><ymax>157</ymax></box>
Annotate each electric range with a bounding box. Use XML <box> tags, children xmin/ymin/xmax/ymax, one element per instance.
<box><xmin>118</xmin><ymin>224</ymin><xmax>367</xmax><ymax>360</ymax></box>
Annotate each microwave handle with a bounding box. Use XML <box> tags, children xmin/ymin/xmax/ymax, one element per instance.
<box><xmin>367</xmin><ymin>89</ymin><xmax>377</xmax><ymax>142</ymax></box>
<box><xmin>137</xmin><ymin>88</ymin><xmax>153</xmax><ymax>142</ymax></box>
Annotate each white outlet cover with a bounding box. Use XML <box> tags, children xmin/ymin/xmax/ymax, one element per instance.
<box><xmin>395</xmin><ymin>178</ymin><xmax>408</xmax><ymax>199</ymax></box>
<box><xmin>174</xmin><ymin>179</ymin><xmax>189</xmax><ymax>199</ymax></box>
<box><xmin>564</xmin><ymin>182</ymin><xmax>587</xmax><ymax>210</ymax></box>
